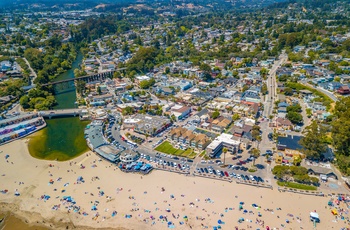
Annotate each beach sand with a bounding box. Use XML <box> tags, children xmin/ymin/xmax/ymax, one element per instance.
<box><xmin>0</xmin><ymin>139</ymin><xmax>348</xmax><ymax>230</ymax></box>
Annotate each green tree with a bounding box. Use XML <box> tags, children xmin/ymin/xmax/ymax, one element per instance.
<box><xmin>212</xmin><ymin>110</ymin><xmax>220</xmax><ymax>119</ymax></box>
<box><xmin>97</xmin><ymin>86</ymin><xmax>102</xmax><ymax>95</ymax></box>
<box><xmin>299</xmin><ymin>121</ymin><xmax>327</xmax><ymax>160</ymax></box>
<box><xmin>232</xmin><ymin>113</ymin><xmax>240</xmax><ymax>121</ymax></box>
<box><xmin>76</xmin><ymin>80</ymin><xmax>86</xmax><ymax>95</ymax></box>
<box><xmin>272</xmin><ymin>165</ymin><xmax>289</xmax><ymax>180</ymax></box>
<box><xmin>250</xmin><ymin>148</ymin><xmax>260</xmax><ymax>166</ymax></box>
<box><xmin>286</xmin><ymin>111</ymin><xmax>303</xmax><ymax>124</ymax></box>
<box><xmin>252</xmin><ymin>125</ymin><xmax>261</xmax><ymax>141</ymax></box>
<box><xmin>19</xmin><ymin>95</ymin><xmax>30</xmax><ymax>109</ymax></box>
<box><xmin>222</xmin><ymin>147</ymin><xmax>228</xmax><ymax>166</ymax></box>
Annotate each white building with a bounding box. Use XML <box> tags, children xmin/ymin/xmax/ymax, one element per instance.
<box><xmin>206</xmin><ymin>133</ymin><xmax>240</xmax><ymax>157</ymax></box>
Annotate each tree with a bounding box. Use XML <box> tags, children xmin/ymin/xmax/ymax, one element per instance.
<box><xmin>122</xmin><ymin>106</ymin><xmax>133</xmax><ymax>116</ymax></box>
<box><xmin>293</xmin><ymin>156</ymin><xmax>302</xmax><ymax>166</ymax></box>
<box><xmin>261</xmin><ymin>83</ymin><xmax>268</xmax><ymax>95</ymax></box>
<box><xmin>331</xmin><ymin>97</ymin><xmax>350</xmax><ymax>174</ymax></box>
<box><xmin>222</xmin><ymin>147</ymin><xmax>228</xmax><ymax>166</ymax></box>
<box><xmin>242</xmin><ymin>85</ymin><xmax>249</xmax><ymax>92</ymax></box>
<box><xmin>19</xmin><ymin>95</ymin><xmax>30</xmax><ymax>109</ymax></box>
<box><xmin>76</xmin><ymin>80</ymin><xmax>86</xmax><ymax>95</ymax></box>
<box><xmin>139</xmin><ymin>78</ymin><xmax>156</xmax><ymax>89</ymax></box>
<box><xmin>97</xmin><ymin>86</ymin><xmax>102</xmax><ymax>95</ymax></box>
<box><xmin>212</xmin><ymin>110</ymin><xmax>220</xmax><ymax>119</ymax></box>
<box><xmin>286</xmin><ymin>111</ymin><xmax>303</xmax><ymax>124</ymax></box>
<box><xmin>299</xmin><ymin>121</ymin><xmax>327</xmax><ymax>160</ymax></box>
<box><xmin>200</xmin><ymin>63</ymin><xmax>211</xmax><ymax>73</ymax></box>
<box><xmin>250</xmin><ymin>148</ymin><xmax>260</xmax><ymax>166</ymax></box>
<box><xmin>260</xmin><ymin>67</ymin><xmax>269</xmax><ymax>79</ymax></box>
<box><xmin>284</xmin><ymin>87</ymin><xmax>293</xmax><ymax>96</ymax></box>
<box><xmin>232</xmin><ymin>113</ymin><xmax>240</xmax><ymax>121</ymax></box>
<box><xmin>251</xmin><ymin>125</ymin><xmax>261</xmax><ymax>141</ymax></box>
<box><xmin>287</xmin><ymin>104</ymin><xmax>302</xmax><ymax>113</ymax></box>
<box><xmin>272</xmin><ymin>165</ymin><xmax>289</xmax><ymax>180</ymax></box>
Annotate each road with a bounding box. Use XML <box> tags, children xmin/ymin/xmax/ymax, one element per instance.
<box><xmin>302</xmin><ymin>81</ymin><xmax>338</xmax><ymax>102</ymax></box>
<box><xmin>110</xmin><ymin>123</ymin><xmax>269</xmax><ymax>181</ymax></box>
<box><xmin>263</xmin><ymin>52</ymin><xmax>288</xmax><ymax>117</ymax></box>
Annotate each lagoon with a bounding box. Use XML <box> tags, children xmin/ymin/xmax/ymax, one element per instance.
<box><xmin>28</xmin><ymin>117</ymin><xmax>89</xmax><ymax>161</ymax></box>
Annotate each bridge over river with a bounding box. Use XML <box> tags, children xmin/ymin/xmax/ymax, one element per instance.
<box><xmin>38</xmin><ymin>109</ymin><xmax>83</xmax><ymax>119</ymax></box>
<box><xmin>41</xmin><ymin>68</ymin><xmax>127</xmax><ymax>94</ymax></box>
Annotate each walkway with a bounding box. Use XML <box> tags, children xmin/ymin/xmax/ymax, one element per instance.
<box><xmin>23</xmin><ymin>57</ymin><xmax>37</xmax><ymax>85</ymax></box>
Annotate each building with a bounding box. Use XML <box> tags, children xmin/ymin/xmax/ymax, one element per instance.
<box><xmin>135</xmin><ymin>75</ymin><xmax>151</xmax><ymax>85</ymax></box>
<box><xmin>126</xmin><ymin>114</ymin><xmax>171</xmax><ymax>137</ymax></box>
<box><xmin>175</xmin><ymin>80</ymin><xmax>193</xmax><ymax>91</ymax></box>
<box><xmin>0</xmin><ymin>114</ymin><xmax>46</xmax><ymax>145</ymax></box>
<box><xmin>119</xmin><ymin>151</ymin><xmax>140</xmax><ymax>164</ymax></box>
<box><xmin>171</xmin><ymin>105</ymin><xmax>191</xmax><ymax>121</ymax></box>
<box><xmin>276</xmin><ymin>135</ymin><xmax>305</xmax><ymax>164</ymax></box>
<box><xmin>206</xmin><ymin>133</ymin><xmax>240</xmax><ymax>157</ymax></box>
<box><xmin>169</xmin><ymin>127</ymin><xmax>211</xmax><ymax>150</ymax></box>
<box><xmin>337</xmin><ymin>85</ymin><xmax>350</xmax><ymax>95</ymax></box>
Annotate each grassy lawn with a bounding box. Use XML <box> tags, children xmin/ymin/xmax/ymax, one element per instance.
<box><xmin>199</xmin><ymin>151</ymin><xmax>206</xmax><ymax>158</ymax></box>
<box><xmin>155</xmin><ymin>141</ymin><xmax>194</xmax><ymax>158</ymax></box>
<box><xmin>187</xmin><ymin>150</ymin><xmax>198</xmax><ymax>159</ymax></box>
<box><xmin>277</xmin><ymin>181</ymin><xmax>317</xmax><ymax>191</ymax></box>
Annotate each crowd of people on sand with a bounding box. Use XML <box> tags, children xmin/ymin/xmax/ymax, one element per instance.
<box><xmin>38</xmin><ymin>159</ymin><xmax>324</xmax><ymax>230</ymax></box>
<box><xmin>1</xmin><ymin>149</ymin><xmax>350</xmax><ymax>230</ymax></box>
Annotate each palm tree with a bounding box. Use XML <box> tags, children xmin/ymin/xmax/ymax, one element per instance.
<box><xmin>250</xmin><ymin>148</ymin><xmax>261</xmax><ymax>166</ymax></box>
<box><xmin>223</xmin><ymin>147</ymin><xmax>228</xmax><ymax>166</ymax></box>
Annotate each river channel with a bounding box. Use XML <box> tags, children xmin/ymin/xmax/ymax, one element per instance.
<box><xmin>28</xmin><ymin>52</ymin><xmax>89</xmax><ymax>161</ymax></box>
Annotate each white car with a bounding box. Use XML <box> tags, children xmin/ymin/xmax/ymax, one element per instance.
<box><xmin>236</xmin><ymin>174</ymin><xmax>241</xmax><ymax>179</ymax></box>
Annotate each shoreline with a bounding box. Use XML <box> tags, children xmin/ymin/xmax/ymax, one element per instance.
<box><xmin>1</xmin><ymin>139</ymin><xmax>349</xmax><ymax>230</ymax></box>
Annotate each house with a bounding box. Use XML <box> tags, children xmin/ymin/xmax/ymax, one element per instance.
<box><xmin>160</xmin><ymin>87</ymin><xmax>175</xmax><ymax>95</ymax></box>
<box><xmin>92</xmin><ymin>94</ymin><xmax>113</xmax><ymax>102</ymax></box>
<box><xmin>0</xmin><ymin>95</ymin><xmax>15</xmax><ymax>105</ymax></box>
<box><xmin>307</xmin><ymin>166</ymin><xmax>338</xmax><ymax>180</ymax></box>
<box><xmin>211</xmin><ymin>117</ymin><xmax>232</xmax><ymax>133</ymax></box>
<box><xmin>275</xmin><ymin>118</ymin><xmax>293</xmax><ymax>129</ymax></box>
<box><xmin>337</xmin><ymin>85</ymin><xmax>350</xmax><ymax>95</ymax></box>
<box><xmin>191</xmin><ymin>133</ymin><xmax>211</xmax><ymax>150</ymax></box>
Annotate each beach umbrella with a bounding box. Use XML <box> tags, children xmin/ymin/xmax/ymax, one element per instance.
<box><xmin>239</xmin><ymin>202</ymin><xmax>244</xmax><ymax>205</ymax></box>
<box><xmin>218</xmin><ymin>220</ymin><xmax>222</xmax><ymax>224</ymax></box>
<box><xmin>243</xmin><ymin>210</ymin><xmax>248</xmax><ymax>213</ymax></box>
<box><xmin>217</xmin><ymin>226</ymin><xmax>221</xmax><ymax>229</ymax></box>
<box><xmin>160</xmin><ymin>215</ymin><xmax>164</xmax><ymax>219</ymax></box>
<box><xmin>5</xmin><ymin>155</ymin><xmax>9</xmax><ymax>159</ymax></box>
<box><xmin>213</xmin><ymin>227</ymin><xmax>218</xmax><ymax>230</ymax></box>
<box><xmin>167</xmin><ymin>221</ymin><xmax>172</xmax><ymax>225</ymax></box>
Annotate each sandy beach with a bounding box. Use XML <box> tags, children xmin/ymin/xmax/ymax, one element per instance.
<box><xmin>0</xmin><ymin>139</ymin><xmax>349</xmax><ymax>230</ymax></box>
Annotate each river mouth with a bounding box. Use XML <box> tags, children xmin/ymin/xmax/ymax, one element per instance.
<box><xmin>28</xmin><ymin>117</ymin><xmax>90</xmax><ymax>161</ymax></box>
